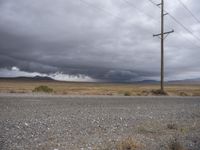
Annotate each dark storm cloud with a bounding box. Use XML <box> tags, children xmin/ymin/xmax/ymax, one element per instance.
<box><xmin>0</xmin><ymin>0</ymin><xmax>200</xmax><ymax>81</ymax></box>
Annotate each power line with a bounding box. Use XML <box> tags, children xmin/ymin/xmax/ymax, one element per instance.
<box><xmin>121</xmin><ymin>0</ymin><xmax>199</xmax><ymax>52</ymax></box>
<box><xmin>121</xmin><ymin>0</ymin><xmax>176</xmax><ymax>38</ymax></box>
<box><xmin>122</xmin><ymin>0</ymin><xmax>180</xmax><ymax>45</ymax></box>
<box><xmin>167</xmin><ymin>13</ymin><xmax>200</xmax><ymax>42</ymax></box>
<box><xmin>174</xmin><ymin>31</ymin><xmax>200</xmax><ymax>49</ymax></box>
<box><xmin>78</xmin><ymin>0</ymin><xmax>124</xmax><ymax>21</ymax></box>
<box><xmin>177</xmin><ymin>0</ymin><xmax>200</xmax><ymax>24</ymax></box>
<box><xmin>148</xmin><ymin>0</ymin><xmax>159</xmax><ymax>7</ymax></box>
<box><xmin>122</xmin><ymin>0</ymin><xmax>159</xmax><ymax>24</ymax></box>
<box><xmin>148</xmin><ymin>0</ymin><xmax>200</xmax><ymax>47</ymax></box>
<box><xmin>79</xmin><ymin>0</ymin><xmax>200</xmax><ymax>48</ymax></box>
<box><xmin>147</xmin><ymin>0</ymin><xmax>200</xmax><ymax>43</ymax></box>
<box><xmin>78</xmin><ymin>0</ymin><xmax>154</xmax><ymax>35</ymax></box>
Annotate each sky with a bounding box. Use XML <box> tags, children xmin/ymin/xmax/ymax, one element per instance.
<box><xmin>0</xmin><ymin>0</ymin><xmax>200</xmax><ymax>82</ymax></box>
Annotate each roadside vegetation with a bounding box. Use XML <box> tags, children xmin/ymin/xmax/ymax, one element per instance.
<box><xmin>96</xmin><ymin>137</ymin><xmax>143</xmax><ymax>150</ymax></box>
<box><xmin>116</xmin><ymin>137</ymin><xmax>142</xmax><ymax>150</ymax></box>
<box><xmin>167</xmin><ymin>123</ymin><xmax>178</xmax><ymax>130</ymax></box>
<box><xmin>168</xmin><ymin>138</ymin><xmax>185</xmax><ymax>150</ymax></box>
<box><xmin>33</xmin><ymin>85</ymin><xmax>53</xmax><ymax>93</ymax></box>
<box><xmin>124</xmin><ymin>91</ymin><xmax>131</xmax><ymax>96</ymax></box>
<box><xmin>0</xmin><ymin>79</ymin><xmax>199</xmax><ymax>96</ymax></box>
<box><xmin>141</xmin><ymin>89</ymin><xmax>168</xmax><ymax>96</ymax></box>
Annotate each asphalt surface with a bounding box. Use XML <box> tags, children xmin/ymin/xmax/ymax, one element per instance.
<box><xmin>0</xmin><ymin>94</ymin><xmax>200</xmax><ymax>150</ymax></box>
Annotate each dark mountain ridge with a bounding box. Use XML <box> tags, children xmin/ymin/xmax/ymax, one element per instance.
<box><xmin>0</xmin><ymin>76</ymin><xmax>200</xmax><ymax>84</ymax></box>
<box><xmin>0</xmin><ymin>76</ymin><xmax>54</xmax><ymax>81</ymax></box>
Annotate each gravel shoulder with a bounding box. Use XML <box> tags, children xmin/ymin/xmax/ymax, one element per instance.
<box><xmin>0</xmin><ymin>94</ymin><xmax>200</xmax><ymax>150</ymax></box>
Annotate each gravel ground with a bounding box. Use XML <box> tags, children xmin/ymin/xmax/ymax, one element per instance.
<box><xmin>0</xmin><ymin>94</ymin><xmax>200</xmax><ymax>150</ymax></box>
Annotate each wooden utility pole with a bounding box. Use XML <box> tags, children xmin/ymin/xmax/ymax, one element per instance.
<box><xmin>153</xmin><ymin>0</ymin><xmax>174</xmax><ymax>92</ymax></box>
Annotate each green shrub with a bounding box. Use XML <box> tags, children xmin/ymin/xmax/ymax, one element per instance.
<box><xmin>33</xmin><ymin>85</ymin><xmax>53</xmax><ymax>93</ymax></box>
<box><xmin>151</xmin><ymin>89</ymin><xmax>168</xmax><ymax>95</ymax></box>
<box><xmin>124</xmin><ymin>91</ymin><xmax>131</xmax><ymax>96</ymax></box>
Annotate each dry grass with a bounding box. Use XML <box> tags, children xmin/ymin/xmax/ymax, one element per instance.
<box><xmin>0</xmin><ymin>79</ymin><xmax>199</xmax><ymax>96</ymax></box>
<box><xmin>168</xmin><ymin>138</ymin><xmax>185</xmax><ymax>150</ymax></box>
<box><xmin>93</xmin><ymin>137</ymin><xmax>143</xmax><ymax>150</ymax></box>
<box><xmin>116</xmin><ymin>137</ymin><xmax>142</xmax><ymax>150</ymax></box>
<box><xmin>167</xmin><ymin>123</ymin><xmax>178</xmax><ymax>130</ymax></box>
<box><xmin>124</xmin><ymin>91</ymin><xmax>132</xmax><ymax>96</ymax></box>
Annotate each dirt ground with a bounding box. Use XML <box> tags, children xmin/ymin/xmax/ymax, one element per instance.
<box><xmin>0</xmin><ymin>94</ymin><xmax>200</xmax><ymax>150</ymax></box>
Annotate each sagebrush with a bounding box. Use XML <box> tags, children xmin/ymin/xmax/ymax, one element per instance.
<box><xmin>33</xmin><ymin>85</ymin><xmax>53</xmax><ymax>93</ymax></box>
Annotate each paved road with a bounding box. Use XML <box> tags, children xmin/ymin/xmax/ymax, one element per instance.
<box><xmin>0</xmin><ymin>94</ymin><xmax>200</xmax><ymax>150</ymax></box>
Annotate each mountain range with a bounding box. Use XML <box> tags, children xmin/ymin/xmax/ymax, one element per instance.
<box><xmin>0</xmin><ymin>76</ymin><xmax>200</xmax><ymax>84</ymax></box>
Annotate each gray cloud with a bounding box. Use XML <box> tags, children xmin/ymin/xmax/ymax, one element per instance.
<box><xmin>0</xmin><ymin>0</ymin><xmax>200</xmax><ymax>82</ymax></box>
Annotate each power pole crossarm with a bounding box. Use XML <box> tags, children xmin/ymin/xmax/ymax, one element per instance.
<box><xmin>153</xmin><ymin>30</ymin><xmax>174</xmax><ymax>37</ymax></box>
<box><xmin>153</xmin><ymin>0</ymin><xmax>174</xmax><ymax>93</ymax></box>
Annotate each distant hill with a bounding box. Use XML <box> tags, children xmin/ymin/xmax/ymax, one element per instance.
<box><xmin>167</xmin><ymin>78</ymin><xmax>200</xmax><ymax>84</ymax></box>
<box><xmin>106</xmin><ymin>79</ymin><xmax>199</xmax><ymax>84</ymax></box>
<box><xmin>134</xmin><ymin>78</ymin><xmax>200</xmax><ymax>84</ymax></box>
<box><xmin>134</xmin><ymin>80</ymin><xmax>159</xmax><ymax>84</ymax></box>
<box><xmin>0</xmin><ymin>76</ymin><xmax>200</xmax><ymax>84</ymax></box>
<box><xmin>0</xmin><ymin>76</ymin><xmax>55</xmax><ymax>81</ymax></box>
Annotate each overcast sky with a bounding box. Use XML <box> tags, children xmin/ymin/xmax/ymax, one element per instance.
<box><xmin>0</xmin><ymin>0</ymin><xmax>199</xmax><ymax>82</ymax></box>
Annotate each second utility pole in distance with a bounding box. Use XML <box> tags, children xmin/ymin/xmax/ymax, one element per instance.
<box><xmin>153</xmin><ymin>0</ymin><xmax>174</xmax><ymax>93</ymax></box>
